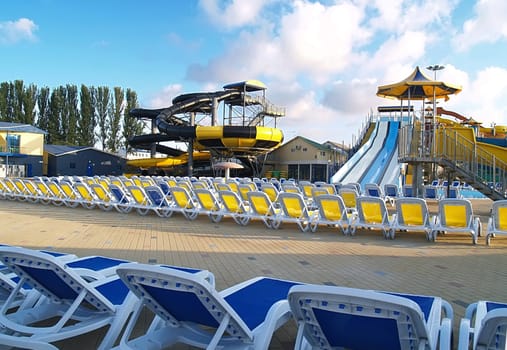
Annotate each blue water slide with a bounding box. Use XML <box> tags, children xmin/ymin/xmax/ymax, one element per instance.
<box><xmin>359</xmin><ymin>121</ymin><xmax>400</xmax><ymax>187</ymax></box>
<box><xmin>339</xmin><ymin>122</ymin><xmax>389</xmax><ymax>185</ymax></box>
<box><xmin>380</xmin><ymin>146</ymin><xmax>400</xmax><ymax>187</ymax></box>
<box><xmin>331</xmin><ymin>122</ymin><xmax>380</xmax><ymax>184</ymax></box>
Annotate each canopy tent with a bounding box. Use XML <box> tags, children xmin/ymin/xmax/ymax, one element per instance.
<box><xmin>376</xmin><ymin>66</ymin><xmax>462</xmax><ymax>101</ymax></box>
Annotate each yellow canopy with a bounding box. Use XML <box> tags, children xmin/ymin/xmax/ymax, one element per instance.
<box><xmin>376</xmin><ymin>66</ymin><xmax>462</xmax><ymax>101</ymax></box>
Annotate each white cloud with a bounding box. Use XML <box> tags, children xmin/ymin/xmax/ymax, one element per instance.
<box><xmin>190</xmin><ymin>0</ymin><xmax>371</xmax><ymax>85</ymax></box>
<box><xmin>199</xmin><ymin>0</ymin><xmax>269</xmax><ymax>29</ymax></box>
<box><xmin>148</xmin><ymin>84</ymin><xmax>183</xmax><ymax>108</ymax></box>
<box><xmin>369</xmin><ymin>0</ymin><xmax>456</xmax><ymax>34</ymax></box>
<box><xmin>448</xmin><ymin>66</ymin><xmax>507</xmax><ymax>127</ymax></box>
<box><xmin>0</xmin><ymin>18</ymin><xmax>38</xmax><ymax>45</ymax></box>
<box><xmin>454</xmin><ymin>0</ymin><xmax>507</xmax><ymax>51</ymax></box>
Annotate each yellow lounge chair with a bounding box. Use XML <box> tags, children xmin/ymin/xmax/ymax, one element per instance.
<box><xmin>431</xmin><ymin>198</ymin><xmax>481</xmax><ymax>244</ymax></box>
<box><xmin>486</xmin><ymin>199</ymin><xmax>507</xmax><ymax>246</ymax></box>
<box><xmin>389</xmin><ymin>197</ymin><xmax>433</xmax><ymax>240</ymax></box>
<box><xmin>349</xmin><ymin>196</ymin><xmax>394</xmax><ymax>238</ymax></box>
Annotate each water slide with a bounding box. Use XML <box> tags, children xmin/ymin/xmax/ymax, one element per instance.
<box><xmin>331</xmin><ymin>121</ymin><xmax>401</xmax><ymax>187</ymax></box>
<box><xmin>359</xmin><ymin>121</ymin><xmax>400</xmax><ymax>187</ymax></box>
<box><xmin>129</xmin><ymin>84</ymin><xmax>284</xmax><ymax>158</ymax></box>
<box><xmin>337</xmin><ymin>122</ymin><xmax>389</xmax><ymax>185</ymax></box>
<box><xmin>330</xmin><ymin>122</ymin><xmax>379</xmax><ymax>183</ymax></box>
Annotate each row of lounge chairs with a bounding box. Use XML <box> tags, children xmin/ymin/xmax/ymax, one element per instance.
<box><xmin>0</xmin><ymin>244</ymin><xmax>504</xmax><ymax>349</ymax></box>
<box><xmin>1</xmin><ymin>175</ymin><xmax>504</xmax><ymax>245</ymax></box>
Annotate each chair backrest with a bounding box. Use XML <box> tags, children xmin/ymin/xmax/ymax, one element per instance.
<box><xmin>194</xmin><ymin>188</ymin><xmax>221</xmax><ymax>211</ymax></box>
<box><xmin>261</xmin><ymin>183</ymin><xmax>279</xmax><ymax>202</ymax></box>
<box><xmin>438</xmin><ymin>198</ymin><xmax>473</xmax><ymax>228</ymax></box>
<box><xmin>74</xmin><ymin>183</ymin><xmax>95</xmax><ymax>201</ymax></box>
<box><xmin>116</xmin><ymin>263</ymin><xmax>253</xmax><ymax>341</ymax></box>
<box><xmin>384</xmin><ymin>184</ymin><xmax>399</xmax><ymax>197</ymax></box>
<box><xmin>338</xmin><ymin>187</ymin><xmax>359</xmax><ymax>210</ymax></box>
<box><xmin>145</xmin><ymin>185</ymin><xmax>170</xmax><ymax>207</ymax></box>
<box><xmin>395</xmin><ymin>197</ymin><xmax>429</xmax><ymax>226</ymax></box>
<box><xmin>356</xmin><ymin>196</ymin><xmax>388</xmax><ymax>224</ymax></box>
<box><xmin>288</xmin><ymin>284</ymin><xmax>430</xmax><ymax>350</ymax></box>
<box><xmin>0</xmin><ymin>247</ymin><xmax>115</xmax><ymax>312</ymax></box>
<box><xmin>247</xmin><ymin>191</ymin><xmax>275</xmax><ymax>216</ymax></box>
<box><xmin>218</xmin><ymin>190</ymin><xmax>246</xmax><ymax>214</ymax></box>
<box><xmin>127</xmin><ymin>185</ymin><xmax>150</xmax><ymax>206</ymax></box>
<box><xmin>438</xmin><ymin>199</ymin><xmax>473</xmax><ymax>228</ymax></box>
<box><xmin>364</xmin><ymin>183</ymin><xmax>383</xmax><ymax>198</ymax></box>
<box><xmin>311</xmin><ymin>187</ymin><xmax>329</xmax><ymax>199</ymax></box>
<box><xmin>237</xmin><ymin>184</ymin><xmax>253</xmax><ymax>201</ymax></box>
<box><xmin>170</xmin><ymin>186</ymin><xmax>195</xmax><ymax>209</ymax></box>
<box><xmin>423</xmin><ymin>185</ymin><xmax>439</xmax><ymax>199</ymax></box>
<box><xmin>107</xmin><ymin>184</ymin><xmax>129</xmax><ymax>204</ymax></box>
<box><xmin>277</xmin><ymin>192</ymin><xmax>308</xmax><ymax>219</ymax></box>
<box><xmin>314</xmin><ymin>194</ymin><xmax>347</xmax><ymax>221</ymax></box>
<box><xmin>491</xmin><ymin>200</ymin><xmax>507</xmax><ymax>231</ymax></box>
<box><xmin>90</xmin><ymin>183</ymin><xmax>113</xmax><ymax>202</ymax></box>
<box><xmin>402</xmin><ymin>184</ymin><xmax>414</xmax><ymax>197</ymax></box>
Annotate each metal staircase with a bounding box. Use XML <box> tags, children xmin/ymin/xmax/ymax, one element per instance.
<box><xmin>398</xmin><ymin>124</ymin><xmax>507</xmax><ymax>200</ymax></box>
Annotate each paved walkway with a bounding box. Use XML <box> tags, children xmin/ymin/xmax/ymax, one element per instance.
<box><xmin>0</xmin><ymin>198</ymin><xmax>505</xmax><ymax>349</ymax></box>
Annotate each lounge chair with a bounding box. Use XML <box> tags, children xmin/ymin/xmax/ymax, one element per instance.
<box><xmin>115</xmin><ymin>263</ymin><xmax>300</xmax><ymax>350</ymax></box>
<box><xmin>0</xmin><ymin>246</ymin><xmax>137</xmax><ymax>350</ymax></box>
<box><xmin>458</xmin><ymin>300</ymin><xmax>507</xmax><ymax>349</ymax></box>
<box><xmin>169</xmin><ymin>186</ymin><xmax>200</xmax><ymax>220</ymax></box>
<box><xmin>423</xmin><ymin>185</ymin><xmax>441</xmax><ymax>200</ymax></box>
<box><xmin>310</xmin><ymin>194</ymin><xmax>351</xmax><ymax>234</ymax></box>
<box><xmin>218</xmin><ymin>190</ymin><xmax>251</xmax><ymax>225</ymax></box>
<box><xmin>260</xmin><ymin>183</ymin><xmax>280</xmax><ymax>203</ymax></box>
<box><xmin>431</xmin><ymin>198</ymin><xmax>482</xmax><ymax>244</ymax></box>
<box><xmin>143</xmin><ymin>185</ymin><xmax>174</xmax><ymax>217</ymax></box>
<box><xmin>289</xmin><ymin>284</ymin><xmax>453</xmax><ymax>350</ymax></box>
<box><xmin>365</xmin><ymin>183</ymin><xmax>394</xmax><ymax>206</ymax></box>
<box><xmin>247</xmin><ymin>190</ymin><xmax>281</xmax><ymax>229</ymax></box>
<box><xmin>486</xmin><ymin>199</ymin><xmax>507</xmax><ymax>245</ymax></box>
<box><xmin>338</xmin><ymin>187</ymin><xmax>359</xmax><ymax>214</ymax></box>
<box><xmin>389</xmin><ymin>197</ymin><xmax>433</xmax><ymax>240</ymax></box>
<box><xmin>349</xmin><ymin>196</ymin><xmax>393</xmax><ymax>238</ymax></box>
<box><xmin>402</xmin><ymin>184</ymin><xmax>415</xmax><ymax>197</ymax></box>
<box><xmin>384</xmin><ymin>183</ymin><xmax>400</xmax><ymax>199</ymax></box>
<box><xmin>194</xmin><ymin>188</ymin><xmax>225</xmax><ymax>223</ymax></box>
<box><xmin>276</xmin><ymin>192</ymin><xmax>317</xmax><ymax>232</ymax></box>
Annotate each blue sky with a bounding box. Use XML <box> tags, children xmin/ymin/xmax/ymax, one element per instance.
<box><xmin>2</xmin><ymin>0</ymin><xmax>507</xmax><ymax>146</ymax></box>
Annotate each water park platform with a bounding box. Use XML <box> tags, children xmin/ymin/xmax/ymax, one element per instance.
<box><xmin>0</xmin><ymin>196</ymin><xmax>505</xmax><ymax>349</ymax></box>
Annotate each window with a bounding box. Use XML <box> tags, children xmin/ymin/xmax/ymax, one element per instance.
<box><xmin>69</xmin><ymin>162</ymin><xmax>76</xmax><ymax>169</ymax></box>
<box><xmin>6</xmin><ymin>134</ymin><xmax>20</xmax><ymax>153</ymax></box>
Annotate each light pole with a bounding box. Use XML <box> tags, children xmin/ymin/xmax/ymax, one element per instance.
<box><xmin>426</xmin><ymin>65</ymin><xmax>445</xmax><ymax>153</ymax></box>
<box><xmin>427</xmin><ymin>64</ymin><xmax>445</xmax><ymax>182</ymax></box>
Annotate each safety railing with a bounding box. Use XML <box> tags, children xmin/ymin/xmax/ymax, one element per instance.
<box><xmin>398</xmin><ymin>124</ymin><xmax>507</xmax><ymax>199</ymax></box>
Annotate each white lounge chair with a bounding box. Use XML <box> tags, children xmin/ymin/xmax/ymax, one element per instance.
<box><xmin>431</xmin><ymin>198</ymin><xmax>482</xmax><ymax>244</ymax></box>
<box><xmin>115</xmin><ymin>263</ymin><xmax>301</xmax><ymax>349</ymax></box>
<box><xmin>289</xmin><ymin>284</ymin><xmax>453</xmax><ymax>350</ymax></box>
<box><xmin>0</xmin><ymin>246</ymin><xmax>137</xmax><ymax>350</ymax></box>
<box><xmin>458</xmin><ymin>300</ymin><xmax>507</xmax><ymax>349</ymax></box>
<box><xmin>486</xmin><ymin>199</ymin><xmax>507</xmax><ymax>245</ymax></box>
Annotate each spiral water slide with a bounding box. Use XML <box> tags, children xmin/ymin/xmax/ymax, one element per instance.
<box><xmin>129</xmin><ymin>89</ymin><xmax>283</xmax><ymax>157</ymax></box>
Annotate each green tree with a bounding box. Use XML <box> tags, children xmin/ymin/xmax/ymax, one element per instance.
<box><xmin>123</xmin><ymin>88</ymin><xmax>144</xmax><ymax>154</ymax></box>
<box><xmin>47</xmin><ymin>87</ymin><xmax>65</xmax><ymax>144</ymax></box>
<box><xmin>0</xmin><ymin>82</ymin><xmax>10</xmax><ymax>121</ymax></box>
<box><xmin>22</xmin><ymin>83</ymin><xmax>38</xmax><ymax>125</ymax></box>
<box><xmin>107</xmin><ymin>86</ymin><xmax>123</xmax><ymax>153</ymax></box>
<box><xmin>78</xmin><ymin>85</ymin><xmax>96</xmax><ymax>146</ymax></box>
<box><xmin>95</xmin><ymin>86</ymin><xmax>110</xmax><ymax>150</ymax></box>
<box><xmin>63</xmin><ymin>84</ymin><xmax>79</xmax><ymax>144</ymax></box>
<box><xmin>12</xmin><ymin>80</ymin><xmax>24</xmax><ymax>123</ymax></box>
<box><xmin>36</xmin><ymin>87</ymin><xmax>51</xmax><ymax>133</ymax></box>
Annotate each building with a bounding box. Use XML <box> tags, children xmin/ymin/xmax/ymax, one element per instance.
<box><xmin>265</xmin><ymin>136</ymin><xmax>348</xmax><ymax>182</ymax></box>
<box><xmin>44</xmin><ymin>145</ymin><xmax>126</xmax><ymax>177</ymax></box>
<box><xmin>0</xmin><ymin>122</ymin><xmax>46</xmax><ymax>177</ymax></box>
